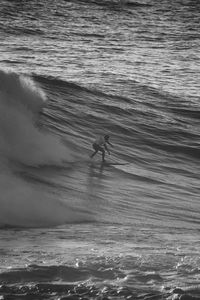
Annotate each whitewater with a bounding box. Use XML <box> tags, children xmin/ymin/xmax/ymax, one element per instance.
<box><xmin>0</xmin><ymin>0</ymin><xmax>200</xmax><ymax>299</ymax></box>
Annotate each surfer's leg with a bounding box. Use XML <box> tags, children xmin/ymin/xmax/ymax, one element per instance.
<box><xmin>98</xmin><ymin>147</ymin><xmax>105</xmax><ymax>162</ymax></box>
<box><xmin>102</xmin><ymin>150</ymin><xmax>105</xmax><ymax>162</ymax></box>
<box><xmin>91</xmin><ymin>143</ymin><xmax>99</xmax><ymax>158</ymax></box>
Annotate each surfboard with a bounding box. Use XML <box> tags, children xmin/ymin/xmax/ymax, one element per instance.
<box><xmin>89</xmin><ymin>161</ymin><xmax>129</xmax><ymax>167</ymax></box>
<box><xmin>102</xmin><ymin>162</ymin><xmax>128</xmax><ymax>166</ymax></box>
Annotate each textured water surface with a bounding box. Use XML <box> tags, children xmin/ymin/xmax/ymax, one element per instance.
<box><xmin>0</xmin><ymin>0</ymin><xmax>200</xmax><ymax>299</ymax></box>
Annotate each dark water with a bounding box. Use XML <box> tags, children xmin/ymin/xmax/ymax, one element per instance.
<box><xmin>0</xmin><ymin>0</ymin><xmax>200</xmax><ymax>299</ymax></box>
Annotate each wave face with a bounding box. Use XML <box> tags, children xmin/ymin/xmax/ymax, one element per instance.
<box><xmin>36</xmin><ymin>74</ymin><xmax>200</xmax><ymax>230</ymax></box>
<box><xmin>1</xmin><ymin>69</ymin><xmax>199</xmax><ymax>229</ymax></box>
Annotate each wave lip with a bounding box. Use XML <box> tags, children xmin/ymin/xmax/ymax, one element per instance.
<box><xmin>0</xmin><ymin>69</ymin><xmax>73</xmax><ymax>166</ymax></box>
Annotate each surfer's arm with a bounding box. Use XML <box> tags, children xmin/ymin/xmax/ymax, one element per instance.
<box><xmin>107</xmin><ymin>141</ymin><xmax>114</xmax><ymax>148</ymax></box>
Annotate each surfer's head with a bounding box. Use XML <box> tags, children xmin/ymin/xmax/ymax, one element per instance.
<box><xmin>104</xmin><ymin>134</ymin><xmax>110</xmax><ymax>141</ymax></box>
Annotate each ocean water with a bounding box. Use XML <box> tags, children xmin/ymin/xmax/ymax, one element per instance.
<box><xmin>0</xmin><ymin>0</ymin><xmax>200</xmax><ymax>299</ymax></box>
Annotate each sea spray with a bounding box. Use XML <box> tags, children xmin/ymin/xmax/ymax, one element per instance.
<box><xmin>0</xmin><ymin>70</ymin><xmax>91</xmax><ymax>227</ymax></box>
<box><xmin>0</xmin><ymin>70</ymin><xmax>73</xmax><ymax>166</ymax></box>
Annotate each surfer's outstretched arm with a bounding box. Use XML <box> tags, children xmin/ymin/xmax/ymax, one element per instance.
<box><xmin>107</xmin><ymin>141</ymin><xmax>114</xmax><ymax>148</ymax></box>
<box><xmin>90</xmin><ymin>150</ymin><xmax>98</xmax><ymax>158</ymax></box>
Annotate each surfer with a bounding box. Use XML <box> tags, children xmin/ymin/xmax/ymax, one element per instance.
<box><xmin>90</xmin><ymin>135</ymin><xmax>113</xmax><ymax>162</ymax></box>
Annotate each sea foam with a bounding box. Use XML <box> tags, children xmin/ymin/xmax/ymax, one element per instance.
<box><xmin>0</xmin><ymin>69</ymin><xmax>72</xmax><ymax>166</ymax></box>
<box><xmin>0</xmin><ymin>70</ymin><xmax>89</xmax><ymax>227</ymax></box>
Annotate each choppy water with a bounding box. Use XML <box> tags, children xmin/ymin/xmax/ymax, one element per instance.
<box><xmin>0</xmin><ymin>0</ymin><xmax>200</xmax><ymax>299</ymax></box>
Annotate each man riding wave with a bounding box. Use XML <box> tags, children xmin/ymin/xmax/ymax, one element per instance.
<box><xmin>90</xmin><ymin>135</ymin><xmax>113</xmax><ymax>162</ymax></box>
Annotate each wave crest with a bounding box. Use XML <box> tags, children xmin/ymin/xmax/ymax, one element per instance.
<box><xmin>0</xmin><ymin>69</ymin><xmax>71</xmax><ymax>166</ymax></box>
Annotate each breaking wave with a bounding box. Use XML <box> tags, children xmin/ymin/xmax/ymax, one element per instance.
<box><xmin>0</xmin><ymin>70</ymin><xmax>91</xmax><ymax>227</ymax></box>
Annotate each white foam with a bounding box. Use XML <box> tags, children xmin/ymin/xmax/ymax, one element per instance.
<box><xmin>0</xmin><ymin>69</ymin><xmax>71</xmax><ymax>166</ymax></box>
<box><xmin>0</xmin><ymin>70</ymin><xmax>89</xmax><ymax>227</ymax></box>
